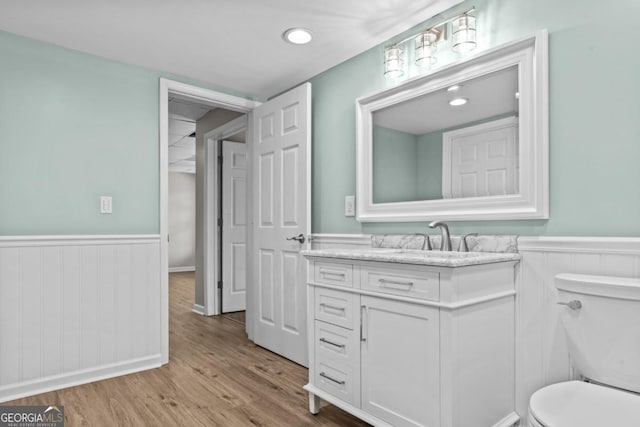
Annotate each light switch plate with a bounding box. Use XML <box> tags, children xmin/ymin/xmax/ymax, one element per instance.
<box><xmin>345</xmin><ymin>195</ymin><xmax>355</xmax><ymax>217</ymax></box>
<box><xmin>100</xmin><ymin>196</ymin><xmax>113</xmax><ymax>214</ymax></box>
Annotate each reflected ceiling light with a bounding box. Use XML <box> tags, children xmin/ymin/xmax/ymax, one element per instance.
<box><xmin>447</xmin><ymin>84</ymin><xmax>462</xmax><ymax>92</ymax></box>
<box><xmin>449</xmin><ymin>98</ymin><xmax>468</xmax><ymax>106</ymax></box>
<box><xmin>451</xmin><ymin>13</ymin><xmax>477</xmax><ymax>53</ymax></box>
<box><xmin>384</xmin><ymin>45</ymin><xmax>404</xmax><ymax>77</ymax></box>
<box><xmin>282</xmin><ymin>28</ymin><xmax>313</xmax><ymax>44</ymax></box>
<box><xmin>415</xmin><ymin>28</ymin><xmax>440</xmax><ymax>66</ymax></box>
<box><xmin>515</xmin><ymin>91</ymin><xmax>520</xmax><ymax>99</ymax></box>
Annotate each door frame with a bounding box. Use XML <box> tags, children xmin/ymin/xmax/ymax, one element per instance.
<box><xmin>203</xmin><ymin>117</ymin><xmax>247</xmax><ymax>316</ymax></box>
<box><xmin>159</xmin><ymin>78</ymin><xmax>260</xmax><ymax>364</ymax></box>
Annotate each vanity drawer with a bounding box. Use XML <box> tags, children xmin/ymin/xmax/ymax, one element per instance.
<box><xmin>314</xmin><ymin>287</ymin><xmax>357</xmax><ymax>329</ymax></box>
<box><xmin>361</xmin><ymin>265</ymin><xmax>439</xmax><ymax>301</ymax></box>
<box><xmin>315</xmin><ymin>355</ymin><xmax>359</xmax><ymax>407</ymax></box>
<box><xmin>314</xmin><ymin>261</ymin><xmax>354</xmax><ymax>288</ymax></box>
<box><xmin>315</xmin><ymin>320</ymin><xmax>359</xmax><ymax>365</ymax></box>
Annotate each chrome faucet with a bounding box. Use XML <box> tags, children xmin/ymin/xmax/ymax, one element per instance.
<box><xmin>428</xmin><ymin>221</ymin><xmax>451</xmax><ymax>251</ymax></box>
<box><xmin>461</xmin><ymin>232</ymin><xmax>478</xmax><ymax>252</ymax></box>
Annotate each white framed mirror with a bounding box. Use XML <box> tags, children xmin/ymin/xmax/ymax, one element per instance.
<box><xmin>356</xmin><ymin>31</ymin><xmax>548</xmax><ymax>222</ymax></box>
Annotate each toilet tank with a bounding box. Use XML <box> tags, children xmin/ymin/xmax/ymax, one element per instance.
<box><xmin>555</xmin><ymin>273</ymin><xmax>640</xmax><ymax>394</ymax></box>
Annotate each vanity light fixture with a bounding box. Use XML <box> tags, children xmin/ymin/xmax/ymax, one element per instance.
<box><xmin>415</xmin><ymin>28</ymin><xmax>440</xmax><ymax>66</ymax></box>
<box><xmin>451</xmin><ymin>13</ymin><xmax>477</xmax><ymax>53</ymax></box>
<box><xmin>383</xmin><ymin>7</ymin><xmax>477</xmax><ymax>78</ymax></box>
<box><xmin>384</xmin><ymin>45</ymin><xmax>404</xmax><ymax>77</ymax></box>
<box><xmin>282</xmin><ymin>27</ymin><xmax>313</xmax><ymax>45</ymax></box>
<box><xmin>449</xmin><ymin>97</ymin><xmax>468</xmax><ymax>106</ymax></box>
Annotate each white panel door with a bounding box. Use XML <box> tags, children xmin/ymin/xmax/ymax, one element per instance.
<box><xmin>222</xmin><ymin>140</ymin><xmax>247</xmax><ymax>313</ymax></box>
<box><xmin>360</xmin><ymin>295</ymin><xmax>440</xmax><ymax>427</ymax></box>
<box><xmin>251</xmin><ymin>83</ymin><xmax>311</xmax><ymax>366</ymax></box>
<box><xmin>442</xmin><ymin>116</ymin><xmax>518</xmax><ymax>199</ymax></box>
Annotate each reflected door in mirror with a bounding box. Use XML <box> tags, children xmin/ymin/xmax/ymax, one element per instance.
<box><xmin>443</xmin><ymin>116</ymin><xmax>518</xmax><ymax>198</ymax></box>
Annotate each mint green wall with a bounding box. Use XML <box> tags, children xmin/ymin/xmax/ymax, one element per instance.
<box><xmin>372</xmin><ymin>126</ymin><xmax>443</xmax><ymax>202</ymax></box>
<box><xmin>416</xmin><ymin>132</ymin><xmax>443</xmax><ymax>200</ymax></box>
<box><xmin>0</xmin><ymin>31</ymin><xmax>254</xmax><ymax>236</ymax></box>
<box><xmin>372</xmin><ymin>126</ymin><xmax>418</xmax><ymax>203</ymax></box>
<box><xmin>309</xmin><ymin>0</ymin><xmax>640</xmax><ymax>237</ymax></box>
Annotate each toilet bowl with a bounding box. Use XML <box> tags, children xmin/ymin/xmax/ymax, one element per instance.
<box><xmin>527</xmin><ymin>274</ymin><xmax>640</xmax><ymax>426</ymax></box>
<box><xmin>528</xmin><ymin>381</ymin><xmax>640</xmax><ymax>427</ymax></box>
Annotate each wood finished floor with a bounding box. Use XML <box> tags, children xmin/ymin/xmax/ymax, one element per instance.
<box><xmin>6</xmin><ymin>272</ymin><xmax>367</xmax><ymax>426</ymax></box>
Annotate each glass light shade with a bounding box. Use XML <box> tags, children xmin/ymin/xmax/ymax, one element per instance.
<box><xmin>415</xmin><ymin>30</ymin><xmax>438</xmax><ymax>66</ymax></box>
<box><xmin>451</xmin><ymin>15</ymin><xmax>477</xmax><ymax>53</ymax></box>
<box><xmin>384</xmin><ymin>46</ymin><xmax>404</xmax><ymax>77</ymax></box>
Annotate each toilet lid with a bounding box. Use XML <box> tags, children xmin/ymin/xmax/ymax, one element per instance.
<box><xmin>530</xmin><ymin>381</ymin><xmax>640</xmax><ymax>427</ymax></box>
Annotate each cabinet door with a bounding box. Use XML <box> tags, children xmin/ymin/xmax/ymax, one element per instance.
<box><xmin>360</xmin><ymin>296</ymin><xmax>440</xmax><ymax>427</ymax></box>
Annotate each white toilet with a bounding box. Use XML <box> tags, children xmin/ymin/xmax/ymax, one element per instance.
<box><xmin>528</xmin><ymin>273</ymin><xmax>640</xmax><ymax>427</ymax></box>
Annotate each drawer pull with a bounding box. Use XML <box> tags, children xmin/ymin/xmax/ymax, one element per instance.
<box><xmin>319</xmin><ymin>269</ymin><xmax>347</xmax><ymax>280</ymax></box>
<box><xmin>379</xmin><ymin>278</ymin><xmax>415</xmax><ymax>289</ymax></box>
<box><xmin>319</xmin><ymin>372</ymin><xmax>345</xmax><ymax>385</ymax></box>
<box><xmin>319</xmin><ymin>303</ymin><xmax>346</xmax><ymax>312</ymax></box>
<box><xmin>319</xmin><ymin>337</ymin><xmax>345</xmax><ymax>349</ymax></box>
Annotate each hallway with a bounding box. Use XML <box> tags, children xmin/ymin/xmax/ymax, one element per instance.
<box><xmin>7</xmin><ymin>272</ymin><xmax>366</xmax><ymax>426</ymax></box>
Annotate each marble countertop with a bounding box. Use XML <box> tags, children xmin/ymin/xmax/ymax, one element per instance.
<box><xmin>301</xmin><ymin>248</ymin><xmax>521</xmax><ymax>267</ymax></box>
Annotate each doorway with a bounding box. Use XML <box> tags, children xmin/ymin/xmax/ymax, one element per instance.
<box><xmin>160</xmin><ymin>79</ymin><xmax>312</xmax><ymax>367</ymax></box>
<box><xmin>159</xmin><ymin>79</ymin><xmax>261</xmax><ymax>364</ymax></box>
<box><xmin>202</xmin><ymin>118</ymin><xmax>248</xmax><ymax>318</ymax></box>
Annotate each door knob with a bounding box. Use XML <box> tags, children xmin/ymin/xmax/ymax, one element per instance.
<box><xmin>557</xmin><ymin>300</ymin><xmax>582</xmax><ymax>310</ymax></box>
<box><xmin>286</xmin><ymin>233</ymin><xmax>306</xmax><ymax>244</ymax></box>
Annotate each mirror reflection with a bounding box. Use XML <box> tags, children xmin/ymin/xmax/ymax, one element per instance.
<box><xmin>372</xmin><ymin>65</ymin><xmax>519</xmax><ymax>203</ymax></box>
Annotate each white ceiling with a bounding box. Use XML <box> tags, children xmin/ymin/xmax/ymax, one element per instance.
<box><xmin>374</xmin><ymin>66</ymin><xmax>519</xmax><ymax>135</ymax></box>
<box><xmin>168</xmin><ymin>98</ymin><xmax>211</xmax><ymax>174</ymax></box>
<box><xmin>0</xmin><ymin>0</ymin><xmax>462</xmax><ymax>99</ymax></box>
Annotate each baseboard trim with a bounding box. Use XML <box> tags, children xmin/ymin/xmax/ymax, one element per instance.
<box><xmin>192</xmin><ymin>304</ymin><xmax>206</xmax><ymax>315</ymax></box>
<box><xmin>0</xmin><ymin>355</ymin><xmax>162</xmax><ymax>403</ymax></box>
<box><xmin>169</xmin><ymin>266</ymin><xmax>195</xmax><ymax>273</ymax></box>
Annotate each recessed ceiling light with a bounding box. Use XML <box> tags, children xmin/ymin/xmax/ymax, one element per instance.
<box><xmin>283</xmin><ymin>28</ymin><xmax>313</xmax><ymax>45</ymax></box>
<box><xmin>449</xmin><ymin>98</ymin><xmax>468</xmax><ymax>106</ymax></box>
<box><xmin>447</xmin><ymin>84</ymin><xmax>462</xmax><ymax>92</ymax></box>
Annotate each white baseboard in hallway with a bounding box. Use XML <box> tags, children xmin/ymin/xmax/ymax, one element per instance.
<box><xmin>0</xmin><ymin>235</ymin><xmax>162</xmax><ymax>403</ymax></box>
<box><xmin>192</xmin><ymin>304</ymin><xmax>206</xmax><ymax>315</ymax></box>
<box><xmin>169</xmin><ymin>266</ymin><xmax>195</xmax><ymax>273</ymax></box>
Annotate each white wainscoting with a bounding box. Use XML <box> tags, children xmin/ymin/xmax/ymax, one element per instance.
<box><xmin>311</xmin><ymin>234</ymin><xmax>640</xmax><ymax>419</ymax></box>
<box><xmin>0</xmin><ymin>235</ymin><xmax>162</xmax><ymax>403</ymax></box>
<box><xmin>516</xmin><ymin>237</ymin><xmax>640</xmax><ymax>416</ymax></box>
<box><xmin>310</xmin><ymin>234</ymin><xmax>371</xmax><ymax>249</ymax></box>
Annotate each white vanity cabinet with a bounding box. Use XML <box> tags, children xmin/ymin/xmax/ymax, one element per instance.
<box><xmin>360</xmin><ymin>296</ymin><xmax>440</xmax><ymax>427</ymax></box>
<box><xmin>303</xmin><ymin>253</ymin><xmax>520</xmax><ymax>427</ymax></box>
